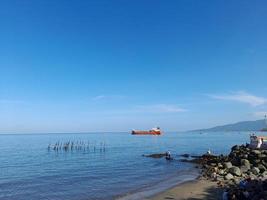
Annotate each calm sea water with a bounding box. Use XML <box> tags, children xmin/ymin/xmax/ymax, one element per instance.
<box><xmin>0</xmin><ymin>131</ymin><xmax>256</xmax><ymax>200</ymax></box>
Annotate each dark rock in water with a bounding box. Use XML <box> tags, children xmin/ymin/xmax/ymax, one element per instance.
<box><xmin>179</xmin><ymin>158</ymin><xmax>202</xmax><ymax>164</ymax></box>
<box><xmin>179</xmin><ymin>158</ymin><xmax>190</xmax><ymax>162</ymax></box>
<box><xmin>179</xmin><ymin>154</ymin><xmax>190</xmax><ymax>158</ymax></box>
<box><xmin>182</xmin><ymin>154</ymin><xmax>223</xmax><ymax>165</ymax></box>
<box><xmin>229</xmin><ymin>166</ymin><xmax>241</xmax><ymax>176</ymax></box>
<box><xmin>191</xmin><ymin>155</ymin><xmax>201</xmax><ymax>158</ymax></box>
<box><xmin>143</xmin><ymin>153</ymin><xmax>166</xmax><ymax>158</ymax></box>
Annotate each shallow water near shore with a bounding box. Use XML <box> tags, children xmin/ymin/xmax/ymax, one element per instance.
<box><xmin>0</xmin><ymin>131</ymin><xmax>255</xmax><ymax>200</ymax></box>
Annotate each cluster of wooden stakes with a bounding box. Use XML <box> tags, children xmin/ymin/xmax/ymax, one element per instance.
<box><xmin>47</xmin><ymin>141</ymin><xmax>106</xmax><ymax>152</ymax></box>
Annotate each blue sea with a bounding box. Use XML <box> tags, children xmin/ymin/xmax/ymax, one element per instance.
<box><xmin>0</xmin><ymin>132</ymin><xmax>255</xmax><ymax>200</ymax></box>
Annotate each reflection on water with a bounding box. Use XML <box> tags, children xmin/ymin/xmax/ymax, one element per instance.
<box><xmin>0</xmin><ymin>131</ymin><xmax>253</xmax><ymax>200</ymax></box>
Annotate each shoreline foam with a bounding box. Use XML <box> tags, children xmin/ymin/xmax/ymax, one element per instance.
<box><xmin>116</xmin><ymin>169</ymin><xmax>199</xmax><ymax>200</ymax></box>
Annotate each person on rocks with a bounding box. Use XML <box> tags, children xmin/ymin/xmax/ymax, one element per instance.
<box><xmin>257</xmin><ymin>138</ymin><xmax>263</xmax><ymax>149</ymax></box>
<box><xmin>207</xmin><ymin>149</ymin><xmax>211</xmax><ymax>155</ymax></box>
<box><xmin>165</xmin><ymin>151</ymin><xmax>172</xmax><ymax>160</ymax></box>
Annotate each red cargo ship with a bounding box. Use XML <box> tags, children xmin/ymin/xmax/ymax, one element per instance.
<box><xmin>131</xmin><ymin>127</ymin><xmax>161</xmax><ymax>135</ymax></box>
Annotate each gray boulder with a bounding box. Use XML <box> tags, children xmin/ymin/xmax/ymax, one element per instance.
<box><xmin>225</xmin><ymin>173</ymin><xmax>234</xmax><ymax>180</ymax></box>
<box><xmin>240</xmin><ymin>159</ymin><xmax>250</xmax><ymax>167</ymax></box>
<box><xmin>257</xmin><ymin>164</ymin><xmax>267</xmax><ymax>173</ymax></box>
<box><xmin>248</xmin><ymin>173</ymin><xmax>258</xmax><ymax>180</ymax></box>
<box><xmin>258</xmin><ymin>154</ymin><xmax>266</xmax><ymax>159</ymax></box>
<box><xmin>218</xmin><ymin>163</ymin><xmax>223</xmax><ymax>168</ymax></box>
<box><xmin>218</xmin><ymin>169</ymin><xmax>225</xmax><ymax>175</ymax></box>
<box><xmin>252</xmin><ymin>150</ymin><xmax>261</xmax><ymax>155</ymax></box>
<box><xmin>262</xmin><ymin>160</ymin><xmax>267</xmax><ymax>167</ymax></box>
<box><xmin>229</xmin><ymin>166</ymin><xmax>241</xmax><ymax>176</ymax></box>
<box><xmin>251</xmin><ymin>167</ymin><xmax>260</xmax><ymax>175</ymax></box>
<box><xmin>224</xmin><ymin>162</ymin><xmax>232</xmax><ymax>169</ymax></box>
<box><xmin>240</xmin><ymin>165</ymin><xmax>250</xmax><ymax>173</ymax></box>
<box><xmin>261</xmin><ymin>171</ymin><xmax>267</xmax><ymax>178</ymax></box>
<box><xmin>233</xmin><ymin>178</ymin><xmax>240</xmax><ymax>185</ymax></box>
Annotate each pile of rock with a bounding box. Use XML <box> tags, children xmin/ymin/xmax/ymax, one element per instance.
<box><xmin>183</xmin><ymin>144</ymin><xmax>267</xmax><ymax>199</ymax></box>
<box><xmin>197</xmin><ymin>145</ymin><xmax>267</xmax><ymax>183</ymax></box>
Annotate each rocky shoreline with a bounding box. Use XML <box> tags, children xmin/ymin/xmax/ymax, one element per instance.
<box><xmin>181</xmin><ymin>144</ymin><xmax>267</xmax><ymax>199</ymax></box>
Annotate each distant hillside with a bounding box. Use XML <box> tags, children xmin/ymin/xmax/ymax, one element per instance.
<box><xmin>195</xmin><ymin>119</ymin><xmax>266</xmax><ymax>132</ymax></box>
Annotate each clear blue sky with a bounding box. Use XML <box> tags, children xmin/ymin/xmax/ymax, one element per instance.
<box><xmin>1</xmin><ymin>0</ymin><xmax>267</xmax><ymax>133</ymax></box>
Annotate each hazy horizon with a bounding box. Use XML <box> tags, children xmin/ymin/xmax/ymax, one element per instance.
<box><xmin>1</xmin><ymin>1</ymin><xmax>267</xmax><ymax>133</ymax></box>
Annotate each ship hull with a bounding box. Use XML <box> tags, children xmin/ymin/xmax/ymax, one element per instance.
<box><xmin>131</xmin><ymin>130</ymin><xmax>161</xmax><ymax>135</ymax></box>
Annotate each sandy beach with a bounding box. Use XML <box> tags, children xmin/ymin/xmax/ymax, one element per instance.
<box><xmin>149</xmin><ymin>178</ymin><xmax>223</xmax><ymax>200</ymax></box>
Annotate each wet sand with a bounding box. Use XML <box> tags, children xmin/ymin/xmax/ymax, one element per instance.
<box><xmin>149</xmin><ymin>178</ymin><xmax>223</xmax><ymax>200</ymax></box>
